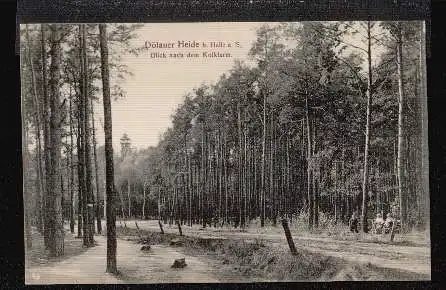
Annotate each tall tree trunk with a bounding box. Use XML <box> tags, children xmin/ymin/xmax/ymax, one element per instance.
<box><xmin>261</xmin><ymin>89</ymin><xmax>267</xmax><ymax>227</ymax></box>
<box><xmin>21</xmin><ymin>51</ymin><xmax>32</xmax><ymax>250</ymax></box>
<box><xmin>69</xmin><ymin>94</ymin><xmax>75</xmax><ymax>234</ymax></box>
<box><xmin>312</xmin><ymin>119</ymin><xmax>319</xmax><ymax>228</ymax></box>
<box><xmin>419</xmin><ymin>21</ymin><xmax>429</xmax><ymax>230</ymax></box>
<box><xmin>99</xmin><ymin>23</ymin><xmax>117</xmax><ymax>274</ymax></box>
<box><xmin>81</xmin><ymin>24</ymin><xmax>95</xmax><ymax>245</ymax></box>
<box><xmin>127</xmin><ymin>180</ymin><xmax>131</xmax><ymax>218</ymax></box>
<box><xmin>142</xmin><ymin>182</ymin><xmax>147</xmax><ymax>219</ymax></box>
<box><xmin>237</xmin><ymin>103</ymin><xmax>243</xmax><ymax>227</ymax></box>
<box><xmin>396</xmin><ymin>22</ymin><xmax>407</xmax><ymax>231</ymax></box>
<box><xmin>41</xmin><ymin>24</ymin><xmax>51</xmax><ymax>249</ymax></box>
<box><xmin>270</xmin><ymin>112</ymin><xmax>276</xmax><ymax>226</ymax></box>
<box><xmin>61</xmin><ymin>173</ymin><xmax>65</xmax><ymax>223</ymax></box>
<box><xmin>76</xmin><ymin>105</ymin><xmax>84</xmax><ymax>238</ymax></box>
<box><xmin>25</xmin><ymin>24</ymin><xmax>44</xmax><ymax>233</ymax></box>
<box><xmin>90</xmin><ymin>98</ymin><xmax>102</xmax><ymax>234</ymax></box>
<box><xmin>201</xmin><ymin>122</ymin><xmax>206</xmax><ymax>228</ymax></box>
<box><xmin>223</xmin><ymin>134</ymin><xmax>228</xmax><ymax>225</ymax></box>
<box><xmin>47</xmin><ymin>24</ymin><xmax>64</xmax><ymax>257</ymax></box>
<box><xmin>76</xmin><ymin>110</ymin><xmax>85</xmax><ymax>238</ymax></box>
<box><xmin>305</xmin><ymin>95</ymin><xmax>313</xmax><ymax>230</ymax></box>
<box><xmin>78</xmin><ymin>25</ymin><xmax>88</xmax><ymax>242</ymax></box>
<box><xmin>334</xmin><ymin>161</ymin><xmax>338</xmax><ymax>224</ymax></box>
<box><xmin>24</xmin><ymin>131</ymin><xmax>33</xmax><ymax>250</ymax></box>
<box><xmin>188</xmin><ymin>144</ymin><xmax>193</xmax><ymax>226</ymax></box>
<box><xmin>361</xmin><ymin>21</ymin><xmax>373</xmax><ymax>233</ymax></box>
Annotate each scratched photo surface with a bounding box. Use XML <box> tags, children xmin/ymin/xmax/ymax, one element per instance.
<box><xmin>20</xmin><ymin>22</ymin><xmax>430</xmax><ymax>284</ymax></box>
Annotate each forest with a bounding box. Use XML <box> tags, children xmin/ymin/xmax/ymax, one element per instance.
<box><xmin>21</xmin><ymin>21</ymin><xmax>429</xmax><ymax>279</ymax></box>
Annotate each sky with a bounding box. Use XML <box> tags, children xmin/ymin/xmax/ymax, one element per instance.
<box><xmin>91</xmin><ymin>21</ymin><xmax>391</xmax><ymax>152</ymax></box>
<box><xmin>93</xmin><ymin>22</ymin><xmax>263</xmax><ymax>151</ymax></box>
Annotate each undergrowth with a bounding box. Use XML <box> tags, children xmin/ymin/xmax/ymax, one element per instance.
<box><xmin>115</xmin><ymin>224</ymin><xmax>429</xmax><ymax>281</ymax></box>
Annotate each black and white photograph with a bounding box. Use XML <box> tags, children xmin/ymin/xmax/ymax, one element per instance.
<box><xmin>20</xmin><ymin>20</ymin><xmax>430</xmax><ymax>283</ymax></box>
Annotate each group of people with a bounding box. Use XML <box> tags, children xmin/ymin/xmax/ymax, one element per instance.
<box><xmin>349</xmin><ymin>211</ymin><xmax>395</xmax><ymax>234</ymax></box>
<box><xmin>373</xmin><ymin>212</ymin><xmax>395</xmax><ymax>234</ymax></box>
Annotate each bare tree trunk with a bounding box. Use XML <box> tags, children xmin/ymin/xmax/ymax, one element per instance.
<box><xmin>312</xmin><ymin>120</ymin><xmax>319</xmax><ymax>228</ymax></box>
<box><xmin>396</xmin><ymin>22</ymin><xmax>407</xmax><ymax>231</ymax></box>
<box><xmin>24</xmin><ymin>130</ymin><xmax>33</xmax><ymax>250</ymax></box>
<box><xmin>21</xmin><ymin>50</ymin><xmax>32</xmax><ymax>249</ymax></box>
<box><xmin>48</xmin><ymin>24</ymin><xmax>64</xmax><ymax>257</ymax></box>
<box><xmin>127</xmin><ymin>180</ymin><xmax>131</xmax><ymax>218</ymax></box>
<box><xmin>76</xmin><ymin>109</ymin><xmax>84</xmax><ymax>238</ymax></box>
<box><xmin>90</xmin><ymin>98</ymin><xmax>102</xmax><ymax>234</ymax></box>
<box><xmin>270</xmin><ymin>113</ymin><xmax>276</xmax><ymax>226</ymax></box>
<box><xmin>237</xmin><ymin>103</ymin><xmax>243</xmax><ymax>227</ymax></box>
<box><xmin>361</xmin><ymin>21</ymin><xmax>373</xmax><ymax>233</ymax></box>
<box><xmin>188</xmin><ymin>145</ymin><xmax>193</xmax><ymax>226</ymax></box>
<box><xmin>25</xmin><ymin>24</ymin><xmax>44</xmax><ymax>234</ymax></box>
<box><xmin>61</xmin><ymin>173</ymin><xmax>65</xmax><ymax>223</ymax></box>
<box><xmin>41</xmin><ymin>24</ymin><xmax>52</xmax><ymax>249</ymax></box>
<box><xmin>142</xmin><ymin>182</ymin><xmax>147</xmax><ymax>219</ymax></box>
<box><xmin>305</xmin><ymin>95</ymin><xmax>313</xmax><ymax>230</ymax></box>
<box><xmin>261</xmin><ymin>89</ymin><xmax>267</xmax><ymax>227</ymax></box>
<box><xmin>224</xmin><ymin>134</ymin><xmax>228</xmax><ymax>225</ymax></box>
<box><xmin>80</xmin><ymin>24</ymin><xmax>95</xmax><ymax>245</ymax></box>
<box><xmin>419</xmin><ymin>21</ymin><xmax>429</xmax><ymax>230</ymax></box>
<box><xmin>99</xmin><ymin>24</ymin><xmax>117</xmax><ymax>274</ymax></box>
<box><xmin>69</xmin><ymin>95</ymin><xmax>75</xmax><ymax>234</ymax></box>
<box><xmin>201</xmin><ymin>122</ymin><xmax>206</xmax><ymax>228</ymax></box>
<box><xmin>334</xmin><ymin>161</ymin><xmax>338</xmax><ymax>224</ymax></box>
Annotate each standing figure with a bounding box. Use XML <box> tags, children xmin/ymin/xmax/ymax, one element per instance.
<box><xmin>374</xmin><ymin>212</ymin><xmax>385</xmax><ymax>234</ymax></box>
<box><xmin>349</xmin><ymin>211</ymin><xmax>359</xmax><ymax>233</ymax></box>
<box><xmin>384</xmin><ymin>212</ymin><xmax>394</xmax><ymax>234</ymax></box>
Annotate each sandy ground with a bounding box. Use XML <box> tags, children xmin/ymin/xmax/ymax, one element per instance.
<box><xmin>26</xmin><ymin>229</ymin><xmax>243</xmax><ymax>284</ymax></box>
<box><xmin>26</xmin><ymin>233</ymin><xmax>122</xmax><ymax>284</ymax></box>
<box><xmin>25</xmin><ymin>219</ymin><xmax>430</xmax><ymax>284</ymax></box>
<box><xmin>114</xmin><ymin>219</ymin><xmax>431</xmax><ymax>278</ymax></box>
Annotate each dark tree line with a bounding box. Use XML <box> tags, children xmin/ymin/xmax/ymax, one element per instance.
<box><xmin>111</xmin><ymin>21</ymin><xmax>428</xmax><ymax>233</ymax></box>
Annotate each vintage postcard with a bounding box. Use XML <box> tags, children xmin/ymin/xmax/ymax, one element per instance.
<box><xmin>20</xmin><ymin>20</ymin><xmax>430</xmax><ymax>284</ymax></box>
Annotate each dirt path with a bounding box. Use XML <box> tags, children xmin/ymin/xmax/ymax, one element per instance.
<box><xmin>113</xmin><ymin>241</ymin><xmax>221</xmax><ymax>283</ymax></box>
<box><xmin>26</xmin><ymin>232</ymin><xmax>237</xmax><ymax>284</ymax></box>
<box><xmin>115</xmin><ymin>220</ymin><xmax>430</xmax><ymax>278</ymax></box>
<box><xmin>26</xmin><ymin>235</ymin><xmax>122</xmax><ymax>284</ymax></box>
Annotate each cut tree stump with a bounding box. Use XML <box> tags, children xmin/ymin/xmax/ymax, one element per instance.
<box><xmin>171</xmin><ymin>258</ymin><xmax>187</xmax><ymax>268</ymax></box>
<box><xmin>140</xmin><ymin>245</ymin><xmax>151</xmax><ymax>251</ymax></box>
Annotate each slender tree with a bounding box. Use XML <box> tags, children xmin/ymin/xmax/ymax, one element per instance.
<box><xmin>361</xmin><ymin>21</ymin><xmax>373</xmax><ymax>233</ymax></box>
<box><xmin>47</xmin><ymin>24</ymin><xmax>64</xmax><ymax>257</ymax></box>
<box><xmin>90</xmin><ymin>98</ymin><xmax>102</xmax><ymax>234</ymax></box>
<box><xmin>99</xmin><ymin>23</ymin><xmax>117</xmax><ymax>274</ymax></box>
<box><xmin>395</xmin><ymin>21</ymin><xmax>407</xmax><ymax>231</ymax></box>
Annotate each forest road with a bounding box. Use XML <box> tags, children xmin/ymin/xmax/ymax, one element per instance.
<box><xmin>26</xmin><ymin>233</ymin><xmax>225</xmax><ymax>284</ymax></box>
<box><xmin>116</xmin><ymin>220</ymin><xmax>431</xmax><ymax>279</ymax></box>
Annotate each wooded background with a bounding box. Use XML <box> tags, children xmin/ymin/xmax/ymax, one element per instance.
<box><xmin>20</xmin><ymin>21</ymin><xmax>429</xmax><ymax>261</ymax></box>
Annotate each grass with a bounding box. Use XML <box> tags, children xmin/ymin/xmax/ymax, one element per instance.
<box><xmin>115</xmin><ymin>225</ymin><xmax>429</xmax><ymax>281</ymax></box>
